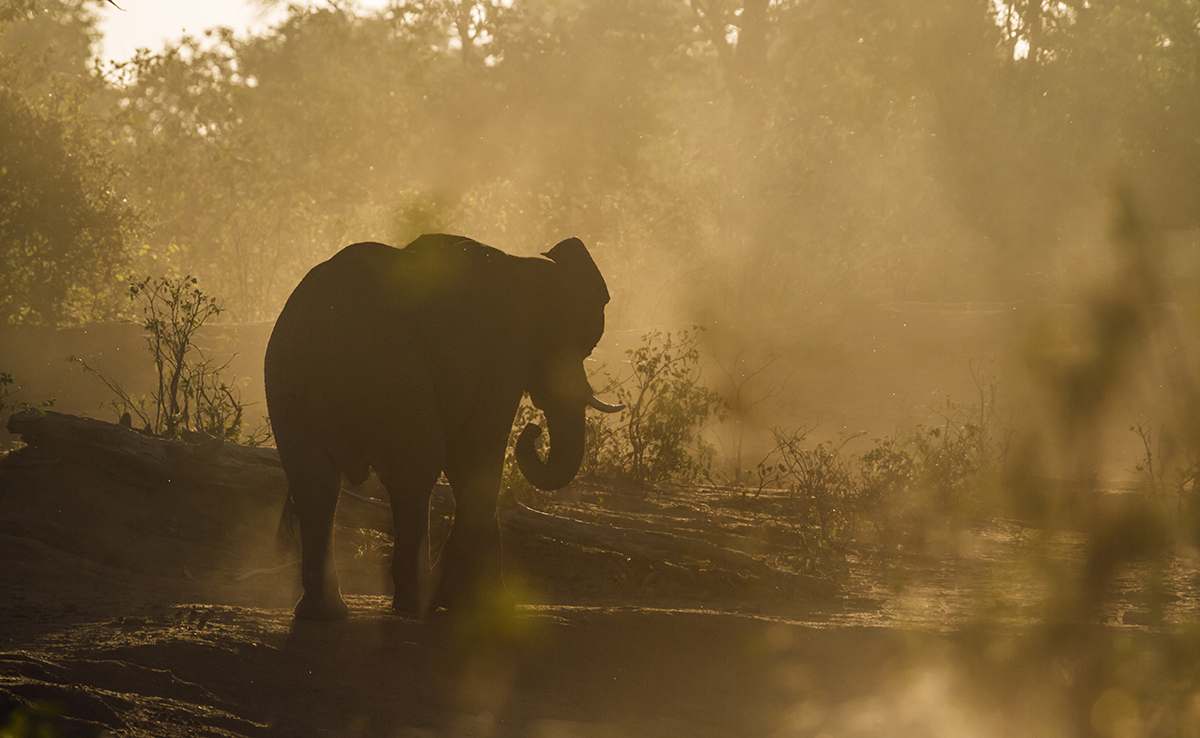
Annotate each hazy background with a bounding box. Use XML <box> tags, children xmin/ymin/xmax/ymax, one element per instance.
<box><xmin>2</xmin><ymin>0</ymin><xmax>1199</xmax><ymax>480</ymax></box>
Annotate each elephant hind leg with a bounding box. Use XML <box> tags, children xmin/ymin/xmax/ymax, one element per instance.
<box><xmin>277</xmin><ymin>426</ymin><xmax>348</xmax><ymax>621</ymax></box>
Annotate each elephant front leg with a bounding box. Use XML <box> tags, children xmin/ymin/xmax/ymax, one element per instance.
<box><xmin>285</xmin><ymin>453</ymin><xmax>348</xmax><ymax>621</ymax></box>
<box><xmin>434</xmin><ymin>444</ymin><xmax>512</xmax><ymax>615</ymax></box>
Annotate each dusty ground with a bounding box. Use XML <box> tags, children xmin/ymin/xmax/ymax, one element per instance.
<box><xmin>2</xmin><ymin>443</ymin><xmax>1199</xmax><ymax>737</ymax></box>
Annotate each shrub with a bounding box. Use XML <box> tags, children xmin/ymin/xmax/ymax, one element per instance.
<box><xmin>75</xmin><ymin>275</ymin><xmax>268</xmax><ymax>444</ymax></box>
<box><xmin>132</xmin><ymin>275</ymin><xmax>225</xmax><ymax>437</ymax></box>
<box><xmin>1130</xmin><ymin>419</ymin><xmax>1200</xmax><ymax>516</ymax></box>
<box><xmin>751</xmin><ymin>369</ymin><xmax>1011</xmax><ymax>573</ymax></box>
<box><xmin>911</xmin><ymin>367</ymin><xmax>1009</xmax><ymax>515</ymax></box>
<box><xmin>502</xmin><ymin>327</ymin><xmax>727</xmax><ymax>500</ymax></box>
<box><xmin>754</xmin><ymin>426</ymin><xmax>862</xmax><ymax>577</ymax></box>
<box><xmin>583</xmin><ymin>327</ymin><xmax>725</xmax><ymax>485</ymax></box>
<box><xmin>858</xmin><ymin>434</ymin><xmax>916</xmax><ymax>509</ymax></box>
<box><xmin>579</xmin><ymin>365</ymin><xmax>625</xmax><ymax>480</ymax></box>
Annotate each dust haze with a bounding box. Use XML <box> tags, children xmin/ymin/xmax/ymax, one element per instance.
<box><xmin>4</xmin><ymin>0</ymin><xmax>1198</xmax><ymax>474</ymax></box>
<box><xmin>3</xmin><ymin>1</ymin><xmax>1200</xmax><ymax>735</ymax></box>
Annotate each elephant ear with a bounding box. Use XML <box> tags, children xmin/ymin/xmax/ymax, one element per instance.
<box><xmin>543</xmin><ymin>238</ymin><xmax>610</xmax><ymax>304</ymax></box>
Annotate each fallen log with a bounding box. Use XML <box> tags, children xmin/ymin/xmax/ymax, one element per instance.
<box><xmin>5</xmin><ymin>411</ymin><xmax>835</xmax><ymax>599</ymax></box>
<box><xmin>5</xmin><ymin>411</ymin><xmax>285</xmax><ymax>495</ymax></box>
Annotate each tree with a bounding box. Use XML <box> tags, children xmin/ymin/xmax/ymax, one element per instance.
<box><xmin>4</xmin><ymin>0</ymin><xmax>1194</xmax><ymax>327</ymax></box>
<box><xmin>0</xmin><ymin>87</ymin><xmax>137</xmax><ymax>324</ymax></box>
<box><xmin>0</xmin><ymin>1</ymin><xmax>137</xmax><ymax>324</ymax></box>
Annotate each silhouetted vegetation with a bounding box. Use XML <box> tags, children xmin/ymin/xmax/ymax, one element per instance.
<box><xmin>3</xmin><ymin>1</ymin><xmax>1197</xmax><ymax>326</ymax></box>
<box><xmin>0</xmin><ymin>371</ymin><xmax>54</xmax><ymax>424</ymax></box>
<box><xmin>744</xmin><ymin>368</ymin><xmax>1009</xmax><ymax>577</ymax></box>
<box><xmin>74</xmin><ymin>275</ymin><xmax>267</xmax><ymax>443</ymax></box>
<box><xmin>0</xmin><ymin>83</ymin><xmax>137</xmax><ymax>324</ymax></box>
<box><xmin>583</xmin><ymin>327</ymin><xmax>725</xmax><ymax>484</ymax></box>
<box><xmin>507</xmin><ymin>327</ymin><xmax>723</xmax><ymax>500</ymax></box>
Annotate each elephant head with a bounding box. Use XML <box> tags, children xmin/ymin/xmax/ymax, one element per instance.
<box><xmin>516</xmin><ymin>238</ymin><xmax>622</xmax><ymax>491</ymax></box>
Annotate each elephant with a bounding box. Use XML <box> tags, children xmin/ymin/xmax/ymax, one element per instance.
<box><xmin>264</xmin><ymin>234</ymin><xmax>621</xmax><ymax>620</ymax></box>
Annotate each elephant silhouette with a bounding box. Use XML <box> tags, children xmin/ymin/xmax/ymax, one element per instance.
<box><xmin>264</xmin><ymin>234</ymin><xmax>621</xmax><ymax>620</ymax></box>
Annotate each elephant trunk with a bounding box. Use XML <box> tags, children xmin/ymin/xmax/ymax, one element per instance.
<box><xmin>515</xmin><ymin>402</ymin><xmax>586</xmax><ymax>492</ymax></box>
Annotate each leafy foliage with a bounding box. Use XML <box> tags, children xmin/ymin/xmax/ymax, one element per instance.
<box><xmin>130</xmin><ymin>275</ymin><xmax>225</xmax><ymax>438</ymax></box>
<box><xmin>0</xmin><ymin>1</ymin><xmax>141</xmax><ymax>325</ymax></box>
<box><xmin>619</xmin><ymin>328</ymin><xmax>725</xmax><ymax>483</ymax></box>
<box><xmin>1130</xmin><ymin>419</ymin><xmax>1200</xmax><ymax>516</ymax></box>
<box><xmin>0</xmin><ymin>85</ymin><xmax>138</xmax><ymax>325</ymax></box>
<box><xmin>2</xmin><ymin>1</ymin><xmax>1198</xmax><ymax>325</ymax></box>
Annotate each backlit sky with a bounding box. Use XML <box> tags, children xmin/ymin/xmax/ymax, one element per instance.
<box><xmin>96</xmin><ymin>0</ymin><xmax>388</xmax><ymax>63</ymax></box>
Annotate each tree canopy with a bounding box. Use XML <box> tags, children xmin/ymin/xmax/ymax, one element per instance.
<box><xmin>1</xmin><ymin>0</ymin><xmax>1197</xmax><ymax>326</ymax></box>
<box><xmin>0</xmin><ymin>0</ymin><xmax>137</xmax><ymax>324</ymax></box>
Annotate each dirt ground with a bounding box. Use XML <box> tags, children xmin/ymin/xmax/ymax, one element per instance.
<box><xmin>2</xmin><ymin>440</ymin><xmax>1198</xmax><ymax>737</ymax></box>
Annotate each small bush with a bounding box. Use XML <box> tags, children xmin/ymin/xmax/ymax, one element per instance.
<box><xmin>867</xmin><ymin>363</ymin><xmax>1009</xmax><ymax>526</ymax></box>
<box><xmin>858</xmin><ymin>434</ymin><xmax>916</xmax><ymax>509</ymax></box>
<box><xmin>579</xmin><ymin>365</ymin><xmax>625</xmax><ymax>479</ymax></box>
<box><xmin>502</xmin><ymin>327</ymin><xmax>726</xmax><ymax>500</ymax></box>
<box><xmin>751</xmin><ymin>369</ymin><xmax>1011</xmax><ymax>574</ymax></box>
<box><xmin>754</xmin><ymin>426</ymin><xmax>862</xmax><ymax>577</ymax></box>
<box><xmin>583</xmin><ymin>327</ymin><xmax>726</xmax><ymax>485</ymax></box>
<box><xmin>76</xmin><ymin>275</ymin><xmax>269</xmax><ymax>444</ymax></box>
<box><xmin>911</xmin><ymin>367</ymin><xmax>1009</xmax><ymax>515</ymax></box>
<box><xmin>1130</xmin><ymin>419</ymin><xmax>1200</xmax><ymax>516</ymax></box>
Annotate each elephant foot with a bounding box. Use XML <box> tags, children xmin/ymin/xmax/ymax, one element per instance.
<box><xmin>294</xmin><ymin>593</ymin><xmax>349</xmax><ymax>620</ymax></box>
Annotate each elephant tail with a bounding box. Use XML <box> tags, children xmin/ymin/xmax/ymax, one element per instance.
<box><xmin>276</xmin><ymin>493</ymin><xmax>301</xmax><ymax>556</ymax></box>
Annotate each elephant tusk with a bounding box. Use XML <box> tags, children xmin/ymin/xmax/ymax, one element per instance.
<box><xmin>587</xmin><ymin>395</ymin><xmax>625</xmax><ymax>413</ymax></box>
